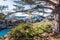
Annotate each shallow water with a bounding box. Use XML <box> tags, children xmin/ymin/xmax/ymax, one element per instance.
<box><xmin>0</xmin><ymin>29</ymin><xmax>10</xmax><ymax>37</ymax></box>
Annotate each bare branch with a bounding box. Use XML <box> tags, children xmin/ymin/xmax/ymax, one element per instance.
<box><xmin>5</xmin><ymin>5</ymin><xmax>54</xmax><ymax>13</ymax></box>
<box><xmin>41</xmin><ymin>0</ymin><xmax>58</xmax><ymax>6</ymax></box>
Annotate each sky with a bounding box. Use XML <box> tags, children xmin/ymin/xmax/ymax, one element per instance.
<box><xmin>0</xmin><ymin>0</ymin><xmax>34</xmax><ymax>11</ymax></box>
<box><xmin>0</xmin><ymin>0</ymin><xmax>15</xmax><ymax>12</ymax></box>
<box><xmin>0</xmin><ymin>0</ymin><xmax>52</xmax><ymax>15</ymax></box>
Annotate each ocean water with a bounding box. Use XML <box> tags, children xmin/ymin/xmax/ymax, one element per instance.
<box><xmin>15</xmin><ymin>16</ymin><xmax>26</xmax><ymax>18</ymax></box>
<box><xmin>0</xmin><ymin>29</ymin><xmax>10</xmax><ymax>37</ymax></box>
<box><xmin>6</xmin><ymin>16</ymin><xmax>26</xmax><ymax>19</ymax></box>
<box><xmin>33</xmin><ymin>16</ymin><xmax>40</xmax><ymax>19</ymax></box>
<box><xmin>7</xmin><ymin>16</ymin><xmax>41</xmax><ymax>19</ymax></box>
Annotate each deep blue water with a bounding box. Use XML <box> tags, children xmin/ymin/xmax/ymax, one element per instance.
<box><xmin>15</xmin><ymin>16</ymin><xmax>26</xmax><ymax>18</ymax></box>
<box><xmin>7</xmin><ymin>16</ymin><xmax>41</xmax><ymax>19</ymax></box>
<box><xmin>0</xmin><ymin>29</ymin><xmax>10</xmax><ymax>37</ymax></box>
<box><xmin>33</xmin><ymin>16</ymin><xmax>40</xmax><ymax>19</ymax></box>
<box><xmin>6</xmin><ymin>16</ymin><xmax>26</xmax><ymax>19</ymax></box>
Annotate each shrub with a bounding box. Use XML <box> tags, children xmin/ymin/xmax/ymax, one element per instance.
<box><xmin>11</xmin><ymin>23</ymin><xmax>50</xmax><ymax>38</ymax></box>
<box><xmin>11</xmin><ymin>23</ymin><xmax>32</xmax><ymax>34</ymax></box>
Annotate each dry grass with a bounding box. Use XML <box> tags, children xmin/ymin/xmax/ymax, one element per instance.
<box><xmin>32</xmin><ymin>19</ymin><xmax>51</xmax><ymax>28</ymax></box>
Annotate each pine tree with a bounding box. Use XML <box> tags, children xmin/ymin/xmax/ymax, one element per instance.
<box><xmin>14</xmin><ymin>0</ymin><xmax>60</xmax><ymax>33</ymax></box>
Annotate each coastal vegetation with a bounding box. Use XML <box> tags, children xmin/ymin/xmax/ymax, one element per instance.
<box><xmin>0</xmin><ymin>13</ymin><xmax>4</xmax><ymax>19</ymax></box>
<box><xmin>9</xmin><ymin>19</ymin><xmax>51</xmax><ymax>40</ymax></box>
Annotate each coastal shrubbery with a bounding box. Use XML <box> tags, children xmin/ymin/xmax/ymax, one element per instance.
<box><xmin>10</xmin><ymin>21</ymin><xmax>51</xmax><ymax>40</ymax></box>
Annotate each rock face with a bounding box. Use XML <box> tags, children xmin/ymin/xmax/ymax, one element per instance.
<box><xmin>4</xmin><ymin>34</ymin><xmax>11</xmax><ymax>40</ymax></box>
<box><xmin>5</xmin><ymin>38</ymin><xmax>9</xmax><ymax>40</ymax></box>
<box><xmin>3</xmin><ymin>32</ymin><xmax>60</xmax><ymax>40</ymax></box>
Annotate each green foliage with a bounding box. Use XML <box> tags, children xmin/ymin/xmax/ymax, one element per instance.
<box><xmin>11</xmin><ymin>23</ymin><xmax>31</xmax><ymax>34</ymax></box>
<box><xmin>0</xmin><ymin>13</ymin><xmax>4</xmax><ymax>19</ymax></box>
<box><xmin>11</xmin><ymin>23</ymin><xmax>50</xmax><ymax>38</ymax></box>
<box><xmin>0</xmin><ymin>15</ymin><xmax>2</xmax><ymax>19</ymax></box>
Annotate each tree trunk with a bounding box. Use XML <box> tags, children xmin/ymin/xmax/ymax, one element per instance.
<box><xmin>52</xmin><ymin>13</ymin><xmax>59</xmax><ymax>33</ymax></box>
<box><xmin>51</xmin><ymin>3</ymin><xmax>60</xmax><ymax>33</ymax></box>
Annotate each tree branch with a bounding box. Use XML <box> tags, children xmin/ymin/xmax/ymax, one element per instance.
<box><xmin>3</xmin><ymin>5</ymin><xmax>54</xmax><ymax>19</ymax></box>
<box><xmin>14</xmin><ymin>5</ymin><xmax>54</xmax><ymax>12</ymax></box>
<box><xmin>41</xmin><ymin>0</ymin><xmax>58</xmax><ymax>6</ymax></box>
<box><xmin>5</xmin><ymin>5</ymin><xmax>54</xmax><ymax>13</ymax></box>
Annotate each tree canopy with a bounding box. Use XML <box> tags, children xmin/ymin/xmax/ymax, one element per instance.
<box><xmin>10</xmin><ymin>0</ymin><xmax>59</xmax><ymax>16</ymax></box>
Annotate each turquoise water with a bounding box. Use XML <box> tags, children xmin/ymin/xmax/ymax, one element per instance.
<box><xmin>0</xmin><ymin>29</ymin><xmax>11</xmax><ymax>37</ymax></box>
